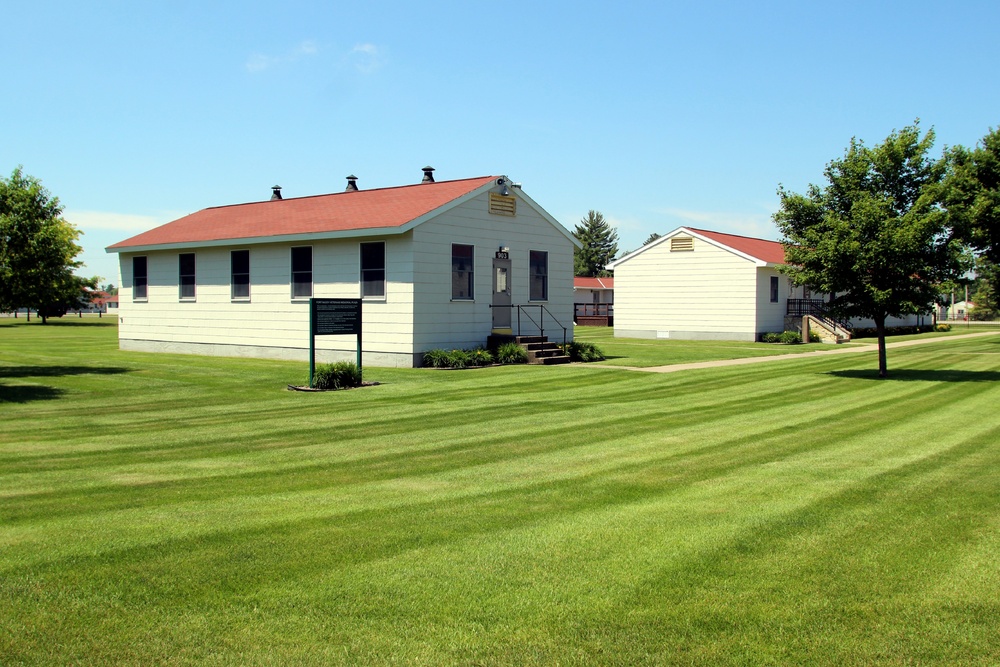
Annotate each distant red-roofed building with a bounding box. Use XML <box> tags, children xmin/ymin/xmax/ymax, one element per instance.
<box><xmin>106</xmin><ymin>170</ymin><xmax>580</xmax><ymax>366</ymax></box>
<box><xmin>607</xmin><ymin>226</ymin><xmax>922</xmax><ymax>342</ymax></box>
<box><xmin>573</xmin><ymin>277</ymin><xmax>614</xmax><ymax>326</ymax></box>
<box><xmin>90</xmin><ymin>291</ymin><xmax>118</xmax><ymax>314</ymax></box>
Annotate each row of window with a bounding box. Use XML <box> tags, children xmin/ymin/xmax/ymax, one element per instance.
<box><xmin>452</xmin><ymin>244</ymin><xmax>547</xmax><ymax>301</ymax></box>
<box><xmin>132</xmin><ymin>244</ymin><xmax>384</xmax><ymax>302</ymax></box>
<box><xmin>131</xmin><ymin>244</ymin><xmax>549</xmax><ymax>302</ymax></box>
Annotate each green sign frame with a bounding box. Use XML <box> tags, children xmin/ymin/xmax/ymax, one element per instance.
<box><xmin>309</xmin><ymin>298</ymin><xmax>362</xmax><ymax>387</ymax></box>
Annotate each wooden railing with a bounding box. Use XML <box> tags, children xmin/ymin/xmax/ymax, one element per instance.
<box><xmin>574</xmin><ymin>303</ymin><xmax>614</xmax><ymax>318</ymax></box>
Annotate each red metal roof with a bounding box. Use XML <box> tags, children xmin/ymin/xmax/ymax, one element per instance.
<box><xmin>686</xmin><ymin>227</ymin><xmax>787</xmax><ymax>264</ymax></box>
<box><xmin>574</xmin><ymin>277</ymin><xmax>614</xmax><ymax>289</ymax></box>
<box><xmin>108</xmin><ymin>176</ymin><xmax>499</xmax><ymax>250</ymax></box>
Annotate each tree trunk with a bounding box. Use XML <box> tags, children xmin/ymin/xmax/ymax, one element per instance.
<box><xmin>875</xmin><ymin>315</ymin><xmax>888</xmax><ymax>378</ymax></box>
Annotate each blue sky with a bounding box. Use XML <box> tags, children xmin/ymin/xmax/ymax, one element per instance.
<box><xmin>3</xmin><ymin>1</ymin><xmax>998</xmax><ymax>285</ymax></box>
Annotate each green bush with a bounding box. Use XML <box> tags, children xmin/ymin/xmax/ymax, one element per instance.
<box><xmin>468</xmin><ymin>347</ymin><xmax>494</xmax><ymax>367</ymax></box>
<box><xmin>423</xmin><ymin>347</ymin><xmax>494</xmax><ymax>368</ymax></box>
<box><xmin>779</xmin><ymin>331</ymin><xmax>802</xmax><ymax>344</ymax></box>
<box><xmin>313</xmin><ymin>362</ymin><xmax>363</xmax><ymax>390</ymax></box>
<box><xmin>422</xmin><ymin>349</ymin><xmax>450</xmax><ymax>368</ymax></box>
<box><xmin>935</xmin><ymin>323</ymin><xmax>952</xmax><ymax>332</ymax></box>
<box><xmin>495</xmin><ymin>342</ymin><xmax>528</xmax><ymax>364</ymax></box>
<box><xmin>808</xmin><ymin>331</ymin><xmax>822</xmax><ymax>343</ymax></box>
<box><xmin>445</xmin><ymin>349</ymin><xmax>471</xmax><ymax>369</ymax></box>
<box><xmin>760</xmin><ymin>332</ymin><xmax>781</xmax><ymax>343</ymax></box>
<box><xmin>561</xmin><ymin>341</ymin><xmax>606</xmax><ymax>362</ymax></box>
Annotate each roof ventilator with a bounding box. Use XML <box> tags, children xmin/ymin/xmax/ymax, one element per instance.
<box><xmin>345</xmin><ymin>175</ymin><xmax>359</xmax><ymax>192</ymax></box>
<box><xmin>421</xmin><ymin>166</ymin><xmax>435</xmax><ymax>183</ymax></box>
<box><xmin>270</xmin><ymin>185</ymin><xmax>282</xmax><ymax>201</ymax></box>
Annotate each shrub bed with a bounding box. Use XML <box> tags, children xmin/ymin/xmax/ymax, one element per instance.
<box><xmin>422</xmin><ymin>347</ymin><xmax>496</xmax><ymax>369</ymax></box>
<box><xmin>313</xmin><ymin>362</ymin><xmax>363</xmax><ymax>390</ymax></box>
<box><xmin>494</xmin><ymin>342</ymin><xmax>528</xmax><ymax>365</ymax></box>
<box><xmin>760</xmin><ymin>331</ymin><xmax>803</xmax><ymax>344</ymax></box>
<box><xmin>561</xmin><ymin>341</ymin><xmax>606</xmax><ymax>362</ymax></box>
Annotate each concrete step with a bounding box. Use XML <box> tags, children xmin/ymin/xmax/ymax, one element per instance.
<box><xmin>486</xmin><ymin>334</ymin><xmax>570</xmax><ymax>365</ymax></box>
<box><xmin>533</xmin><ymin>354</ymin><xmax>571</xmax><ymax>365</ymax></box>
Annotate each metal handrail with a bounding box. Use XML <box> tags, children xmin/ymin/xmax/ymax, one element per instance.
<box><xmin>787</xmin><ymin>299</ymin><xmax>852</xmax><ymax>335</ymax></box>
<box><xmin>490</xmin><ymin>304</ymin><xmax>569</xmax><ymax>348</ymax></box>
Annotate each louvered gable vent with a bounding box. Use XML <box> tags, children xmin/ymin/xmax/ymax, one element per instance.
<box><xmin>489</xmin><ymin>192</ymin><xmax>516</xmax><ymax>217</ymax></box>
<box><xmin>670</xmin><ymin>236</ymin><xmax>694</xmax><ymax>252</ymax></box>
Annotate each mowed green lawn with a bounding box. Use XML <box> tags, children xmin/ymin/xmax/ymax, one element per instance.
<box><xmin>3</xmin><ymin>320</ymin><xmax>1000</xmax><ymax>665</ymax></box>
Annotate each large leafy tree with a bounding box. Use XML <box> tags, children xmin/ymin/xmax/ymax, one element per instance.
<box><xmin>946</xmin><ymin>127</ymin><xmax>1000</xmax><ymax>263</ymax></box>
<box><xmin>774</xmin><ymin>123</ymin><xmax>961</xmax><ymax>378</ymax></box>
<box><xmin>573</xmin><ymin>210</ymin><xmax>618</xmax><ymax>277</ymax></box>
<box><xmin>0</xmin><ymin>167</ymin><xmax>93</xmax><ymax>323</ymax></box>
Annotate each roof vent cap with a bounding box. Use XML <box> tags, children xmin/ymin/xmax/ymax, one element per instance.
<box><xmin>421</xmin><ymin>166</ymin><xmax>435</xmax><ymax>183</ymax></box>
<box><xmin>345</xmin><ymin>175</ymin><xmax>359</xmax><ymax>192</ymax></box>
<box><xmin>270</xmin><ymin>185</ymin><xmax>282</xmax><ymax>201</ymax></box>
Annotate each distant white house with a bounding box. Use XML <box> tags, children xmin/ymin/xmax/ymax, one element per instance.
<box><xmin>942</xmin><ymin>300</ymin><xmax>974</xmax><ymax>320</ymax></box>
<box><xmin>106</xmin><ymin>169</ymin><xmax>579</xmax><ymax>367</ymax></box>
<box><xmin>607</xmin><ymin>226</ymin><xmax>923</xmax><ymax>342</ymax></box>
<box><xmin>573</xmin><ymin>276</ymin><xmax>614</xmax><ymax>305</ymax></box>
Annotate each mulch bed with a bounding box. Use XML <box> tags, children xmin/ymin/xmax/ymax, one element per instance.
<box><xmin>287</xmin><ymin>382</ymin><xmax>381</xmax><ymax>392</ymax></box>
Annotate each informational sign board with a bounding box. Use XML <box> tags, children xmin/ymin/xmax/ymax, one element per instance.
<box><xmin>309</xmin><ymin>298</ymin><xmax>362</xmax><ymax>387</ymax></box>
<box><xmin>313</xmin><ymin>298</ymin><xmax>361</xmax><ymax>335</ymax></box>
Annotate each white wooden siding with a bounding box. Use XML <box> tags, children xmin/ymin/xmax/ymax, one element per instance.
<box><xmin>411</xmin><ymin>191</ymin><xmax>575</xmax><ymax>351</ymax></box>
<box><xmin>115</xmin><ymin>189</ymin><xmax>575</xmax><ymax>365</ymax></box>
<box><xmin>613</xmin><ymin>235</ymin><xmax>759</xmax><ymax>340</ymax></box>
<box><xmin>755</xmin><ymin>267</ymin><xmax>787</xmax><ymax>333</ymax></box>
<box><xmin>118</xmin><ymin>237</ymin><xmax>417</xmax><ymax>363</ymax></box>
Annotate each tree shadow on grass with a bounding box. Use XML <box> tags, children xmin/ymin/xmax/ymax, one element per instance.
<box><xmin>0</xmin><ymin>366</ymin><xmax>130</xmax><ymax>404</ymax></box>
<box><xmin>0</xmin><ymin>318</ymin><xmax>118</xmax><ymax>328</ymax></box>
<box><xmin>0</xmin><ymin>365</ymin><xmax>130</xmax><ymax>379</ymax></box>
<box><xmin>828</xmin><ymin>369</ymin><xmax>1000</xmax><ymax>382</ymax></box>
<box><xmin>0</xmin><ymin>383</ymin><xmax>66</xmax><ymax>403</ymax></box>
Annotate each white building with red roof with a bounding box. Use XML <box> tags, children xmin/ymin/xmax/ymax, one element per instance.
<box><xmin>607</xmin><ymin>227</ymin><xmax>797</xmax><ymax>341</ymax></box>
<box><xmin>607</xmin><ymin>226</ymin><xmax>922</xmax><ymax>342</ymax></box>
<box><xmin>106</xmin><ymin>169</ymin><xmax>579</xmax><ymax>367</ymax></box>
<box><xmin>573</xmin><ymin>276</ymin><xmax>614</xmax><ymax>326</ymax></box>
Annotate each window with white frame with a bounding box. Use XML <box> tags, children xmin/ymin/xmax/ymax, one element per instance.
<box><xmin>529</xmin><ymin>250</ymin><xmax>548</xmax><ymax>301</ymax></box>
<box><xmin>179</xmin><ymin>253</ymin><xmax>196</xmax><ymax>300</ymax></box>
<box><xmin>360</xmin><ymin>242</ymin><xmax>385</xmax><ymax>298</ymax></box>
<box><xmin>231</xmin><ymin>250</ymin><xmax>250</xmax><ymax>300</ymax></box>
<box><xmin>291</xmin><ymin>246</ymin><xmax>312</xmax><ymax>298</ymax></box>
<box><xmin>452</xmin><ymin>244</ymin><xmax>474</xmax><ymax>300</ymax></box>
<box><xmin>133</xmin><ymin>256</ymin><xmax>148</xmax><ymax>301</ymax></box>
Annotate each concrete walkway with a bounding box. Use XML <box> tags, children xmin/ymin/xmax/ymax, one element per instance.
<box><xmin>614</xmin><ymin>331</ymin><xmax>1000</xmax><ymax>374</ymax></box>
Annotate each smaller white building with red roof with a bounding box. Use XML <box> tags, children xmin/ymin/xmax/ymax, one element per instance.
<box><xmin>106</xmin><ymin>169</ymin><xmax>579</xmax><ymax>367</ymax></box>
<box><xmin>607</xmin><ymin>226</ymin><xmax>924</xmax><ymax>342</ymax></box>
<box><xmin>607</xmin><ymin>227</ymin><xmax>813</xmax><ymax>341</ymax></box>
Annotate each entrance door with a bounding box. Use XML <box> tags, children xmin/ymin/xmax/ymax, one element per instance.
<box><xmin>492</xmin><ymin>256</ymin><xmax>512</xmax><ymax>329</ymax></box>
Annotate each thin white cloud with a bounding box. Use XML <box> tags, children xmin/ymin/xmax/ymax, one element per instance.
<box><xmin>64</xmin><ymin>210</ymin><xmax>168</xmax><ymax>233</ymax></box>
<box><xmin>297</xmin><ymin>40</ymin><xmax>319</xmax><ymax>56</ymax></box>
<box><xmin>657</xmin><ymin>207</ymin><xmax>778</xmax><ymax>238</ymax></box>
<box><xmin>245</xmin><ymin>53</ymin><xmax>274</xmax><ymax>73</ymax></box>
<box><xmin>348</xmin><ymin>43</ymin><xmax>385</xmax><ymax>74</ymax></box>
<box><xmin>246</xmin><ymin>39</ymin><xmax>321</xmax><ymax>73</ymax></box>
<box><xmin>604</xmin><ymin>214</ymin><xmax>645</xmax><ymax>235</ymax></box>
